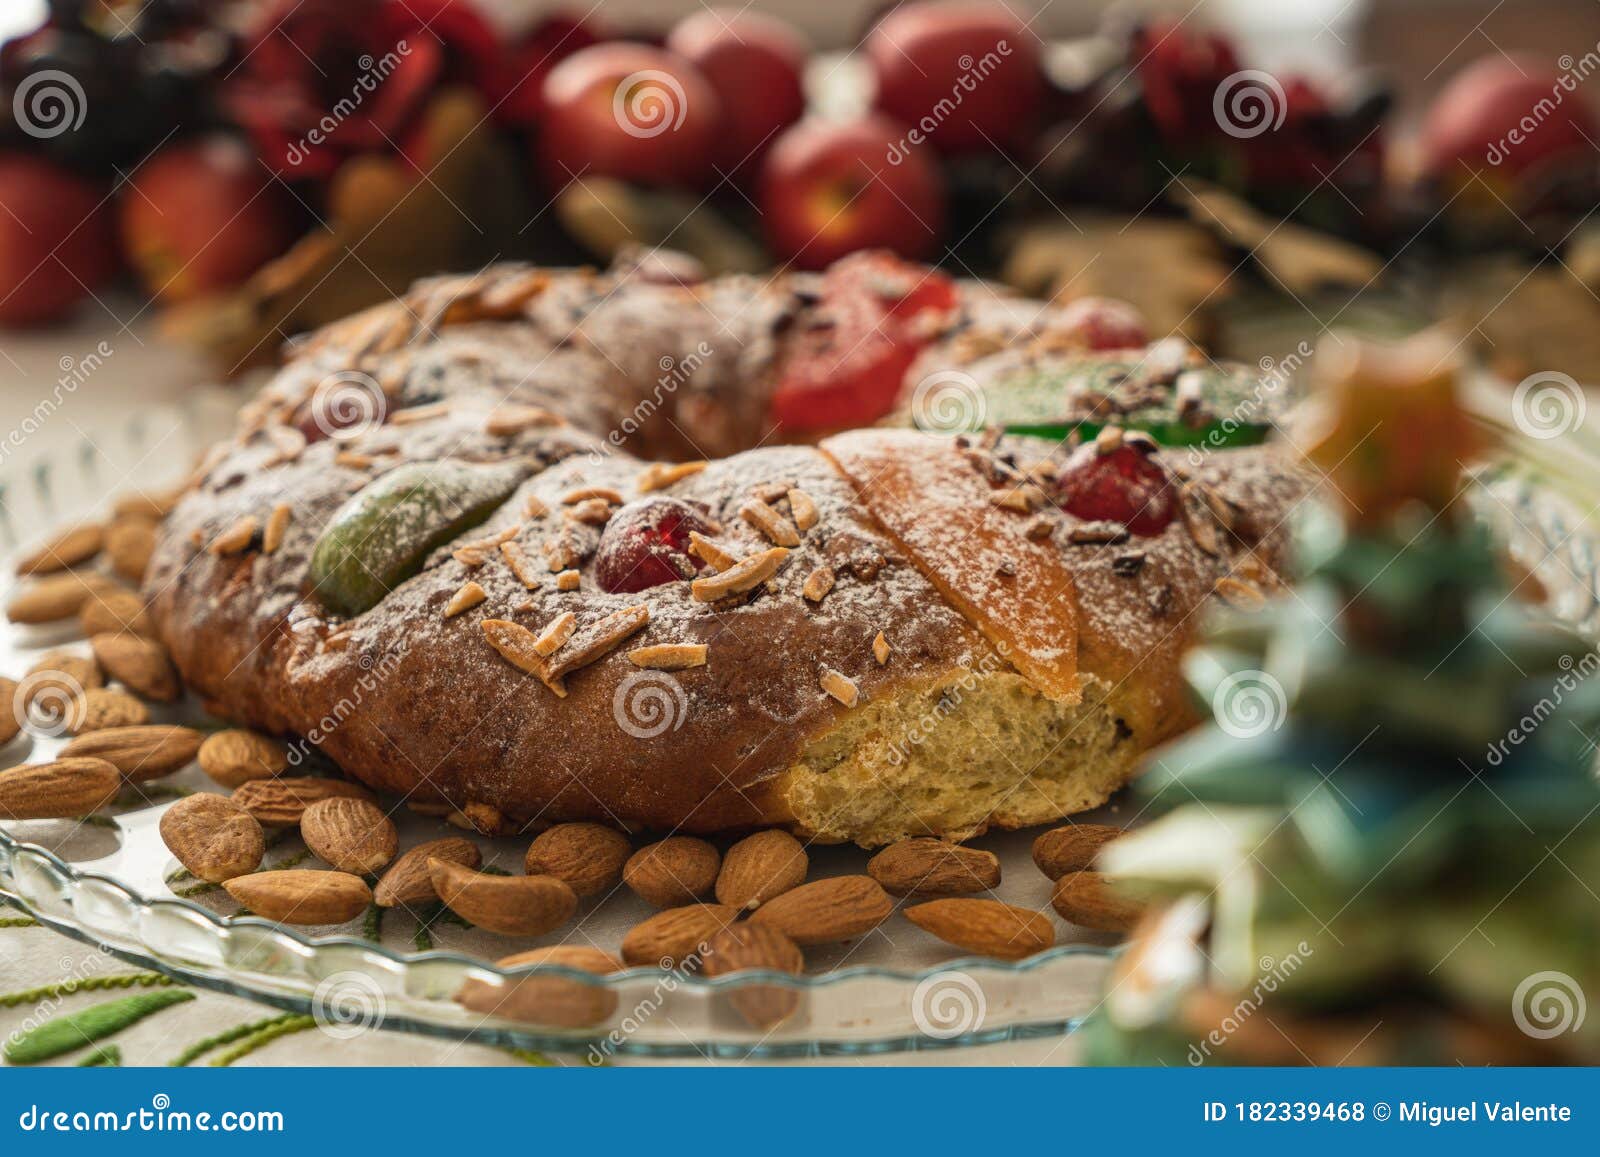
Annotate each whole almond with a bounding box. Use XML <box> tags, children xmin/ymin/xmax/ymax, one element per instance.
<box><xmin>224</xmin><ymin>870</ymin><xmax>372</xmax><ymax>925</ymax></box>
<box><xmin>231</xmin><ymin>777</ymin><xmax>373</xmax><ymax>826</ymax></box>
<box><xmin>1051</xmin><ymin>870</ymin><xmax>1147</xmax><ymax>933</ymax></box>
<box><xmin>0</xmin><ymin>758</ymin><xmax>121</xmax><ymax>819</ymax></box>
<box><xmin>0</xmin><ymin>677</ymin><xmax>18</xmax><ymax>746</ymax></box>
<box><xmin>105</xmin><ymin>519</ymin><xmax>158</xmax><ymax>583</ymax></box>
<box><xmin>159</xmin><ymin>792</ymin><xmax>265</xmax><ymax>883</ymax></box>
<box><xmin>715</xmin><ymin>829</ymin><xmax>808</xmax><ymax>910</ymax></box>
<box><xmin>63</xmin><ymin>725</ymin><xmax>203</xmax><ymax>782</ymax></box>
<box><xmin>1032</xmin><ymin>824</ymin><xmax>1125</xmax><ymax>880</ymax></box>
<box><xmin>524</xmin><ymin>823</ymin><xmax>631</xmax><ymax>898</ymax></box>
<box><xmin>456</xmin><ymin>945</ymin><xmax>622</xmax><ymax>1028</ymax></box>
<box><xmin>16</xmin><ymin>522</ymin><xmax>103</xmax><ymax>575</ymax></box>
<box><xmin>428</xmin><ymin>859</ymin><xmax>577</xmax><ymax>936</ymax></box>
<box><xmin>623</xmin><ymin>837</ymin><xmax>720</xmax><ymax>908</ymax></box>
<box><xmin>113</xmin><ymin>487</ymin><xmax>180</xmax><ymax>520</ymax></box>
<box><xmin>22</xmin><ymin>651</ymin><xmax>103</xmax><ymax>706</ymax></box>
<box><xmin>78</xmin><ymin>588</ymin><xmax>155</xmax><ymax>639</ymax></box>
<box><xmin>868</xmin><ymin>838</ymin><xmax>1001</xmax><ymax>898</ymax></box>
<box><xmin>701</xmin><ymin>922</ymin><xmax>805</xmax><ymax>1029</ymax></box>
<box><xmin>904</xmin><ymin>898</ymin><xmax>1055</xmax><ymax>960</ymax></box>
<box><xmin>301</xmin><ymin>797</ymin><xmax>398</xmax><ymax>874</ymax></box>
<box><xmin>65</xmin><ymin>688</ymin><xmax>148</xmax><ymax>734</ymax></box>
<box><xmin>620</xmin><ymin>903</ymin><xmax>740</xmax><ymax>967</ymax></box>
<box><xmin>375</xmin><ymin>837</ymin><xmax>481</xmax><ymax>908</ymax></box>
<box><xmin>749</xmin><ymin>876</ymin><xmax>893</xmax><ymax>946</ymax></box>
<box><xmin>89</xmin><ymin>634</ymin><xmax>180</xmax><ymax>702</ymax></box>
<box><xmin>5</xmin><ymin>572</ymin><xmax>117</xmax><ymax>624</ymax></box>
<box><xmin>198</xmin><ymin>730</ymin><xmax>289</xmax><ymax>789</ymax></box>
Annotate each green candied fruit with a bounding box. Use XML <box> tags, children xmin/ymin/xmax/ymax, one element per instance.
<box><xmin>309</xmin><ymin>460</ymin><xmax>526</xmax><ymax>617</ymax></box>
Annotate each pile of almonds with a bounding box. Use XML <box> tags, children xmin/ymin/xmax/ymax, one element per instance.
<box><xmin>0</xmin><ymin>488</ymin><xmax>1152</xmax><ymax>1037</ymax></box>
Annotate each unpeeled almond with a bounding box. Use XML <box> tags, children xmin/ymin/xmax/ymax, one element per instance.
<box><xmin>230</xmin><ymin>777</ymin><xmax>371</xmax><ymax>826</ymax></box>
<box><xmin>105</xmin><ymin>519</ymin><xmax>158</xmax><ymax>583</ymax></box>
<box><xmin>224</xmin><ymin>870</ymin><xmax>372</xmax><ymax>925</ymax></box>
<box><xmin>904</xmin><ymin>898</ymin><xmax>1055</xmax><ymax>960</ymax></box>
<box><xmin>198</xmin><ymin>729</ymin><xmax>288</xmax><ymax>788</ymax></box>
<box><xmin>78</xmin><ymin>588</ymin><xmax>155</xmax><ymax>638</ymax></box>
<box><xmin>301</xmin><ymin>796</ymin><xmax>398</xmax><ymax>874</ymax></box>
<box><xmin>867</xmin><ymin>838</ymin><xmax>1000</xmax><ymax>898</ymax></box>
<box><xmin>1050</xmin><ymin>870</ymin><xmax>1147</xmax><ymax>933</ymax></box>
<box><xmin>701</xmin><ymin>922</ymin><xmax>805</xmax><ymax>1029</ymax></box>
<box><xmin>89</xmin><ymin>633</ymin><xmax>180</xmax><ymax>702</ymax></box>
<box><xmin>159</xmin><ymin>792</ymin><xmax>265</xmax><ymax>883</ymax></box>
<box><xmin>65</xmin><ymin>687</ymin><xmax>148</xmax><ymax>734</ymax></box>
<box><xmin>5</xmin><ymin>571</ymin><xmax>117</xmax><ymax>624</ymax></box>
<box><xmin>16</xmin><ymin>522</ymin><xmax>103</xmax><ymax>576</ymax></box>
<box><xmin>0</xmin><ymin>758</ymin><xmax>121</xmax><ymax>820</ymax></box>
<box><xmin>748</xmin><ymin>876</ymin><xmax>893</xmax><ymax>946</ymax></box>
<box><xmin>427</xmin><ymin>859</ymin><xmax>577</xmax><ymax>937</ymax></box>
<box><xmin>455</xmin><ymin>945</ymin><xmax>622</xmax><ymax>1028</ymax></box>
<box><xmin>620</xmin><ymin>903</ymin><xmax>739</xmax><ymax>967</ymax></box>
<box><xmin>623</xmin><ymin>837</ymin><xmax>720</xmax><ymax>908</ymax></box>
<box><xmin>715</xmin><ymin>829</ymin><xmax>808</xmax><ymax>910</ymax></box>
<box><xmin>524</xmin><ymin>822</ymin><xmax>631</xmax><ymax>898</ymax></box>
<box><xmin>374</xmin><ymin>837</ymin><xmax>481</xmax><ymax>908</ymax></box>
<box><xmin>1031</xmin><ymin>824</ymin><xmax>1125</xmax><ymax>880</ymax></box>
<box><xmin>62</xmin><ymin>724</ymin><xmax>203</xmax><ymax>782</ymax></box>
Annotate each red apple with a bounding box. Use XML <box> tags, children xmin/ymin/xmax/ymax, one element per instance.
<box><xmin>867</xmin><ymin>1</ymin><xmax>1045</xmax><ymax>155</ymax></box>
<box><xmin>759</xmin><ymin>116</ymin><xmax>945</xmax><ymax>270</ymax></box>
<box><xmin>0</xmin><ymin>154</ymin><xmax>116</xmax><ymax>328</ymax></box>
<box><xmin>538</xmin><ymin>43</ymin><xmax>722</xmax><ymax>190</ymax></box>
<box><xmin>120</xmin><ymin>136</ymin><xmax>297</xmax><ymax>303</ymax></box>
<box><xmin>666</xmin><ymin>8</ymin><xmax>808</xmax><ymax>177</ymax></box>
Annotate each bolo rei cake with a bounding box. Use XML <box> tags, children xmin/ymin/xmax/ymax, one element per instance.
<box><xmin>144</xmin><ymin>252</ymin><xmax>1306</xmax><ymax>846</ymax></box>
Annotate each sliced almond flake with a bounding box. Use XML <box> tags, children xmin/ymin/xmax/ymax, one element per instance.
<box><xmin>740</xmin><ymin>500</ymin><xmax>801</xmax><ymax>547</ymax></box>
<box><xmin>390</xmin><ymin>401</ymin><xmax>451</xmax><ymax>426</ymax></box>
<box><xmin>819</xmin><ymin>667</ymin><xmax>860</xmax><ymax>708</ymax></box>
<box><xmin>1180</xmin><ymin>481</ymin><xmax>1222</xmax><ymax>558</ymax></box>
<box><xmin>532</xmin><ymin>611</ymin><xmax>577</xmax><ymax>657</ymax></box>
<box><xmin>1069</xmin><ymin>521</ymin><xmax>1130</xmax><ymax>545</ymax></box>
<box><xmin>478</xmin><ymin>269</ymin><xmax>551</xmax><ymax>317</ymax></box>
<box><xmin>1214</xmin><ymin>576</ymin><xmax>1266</xmax><ymax>611</ymax></box>
<box><xmin>262</xmin><ymin>503</ymin><xmax>292</xmax><ymax>554</ymax></box>
<box><xmin>542</xmin><ymin>605</ymin><xmax>650</xmax><ymax>686</ymax></box>
<box><xmin>627</xmin><ymin>643</ymin><xmax>708</xmax><ymax>671</ymax></box>
<box><xmin>802</xmin><ymin>563</ymin><xmax>836</xmax><ymax>603</ymax></box>
<box><xmin>445</xmin><ymin>581</ymin><xmax>487</xmax><ymax>618</ymax></box>
<box><xmin>1024</xmin><ymin>514</ymin><xmax>1055</xmax><ymax>541</ymax></box>
<box><xmin>499</xmin><ymin>540</ymin><xmax>541</xmax><ymax>588</ymax></box>
<box><xmin>485</xmin><ymin>404</ymin><xmax>559</xmax><ymax>437</ymax></box>
<box><xmin>335</xmin><ymin>451</ymin><xmax>377</xmax><ymax>469</ymax></box>
<box><xmin>263</xmin><ymin>424</ymin><xmax>306</xmax><ymax>465</ymax></box>
<box><xmin>637</xmin><ymin>461</ymin><xmax>708</xmax><ymax>492</ymax></box>
<box><xmin>524</xmin><ymin>494</ymin><xmax>550</xmax><ymax>519</ymax></box>
<box><xmin>872</xmin><ymin>632</ymin><xmax>891</xmax><ymax>666</ymax></box>
<box><xmin>454</xmin><ymin>523</ymin><xmax>522</xmax><ymax>561</ymax></box>
<box><xmin>543</xmin><ymin>533</ymin><xmax>581</xmax><ymax>573</ymax></box>
<box><xmin>787</xmin><ymin>488</ymin><xmax>819</xmax><ymax>531</ymax></box>
<box><xmin>555</xmin><ymin>569</ymin><xmax>581</xmax><ymax>591</ymax></box>
<box><xmin>1197</xmin><ymin>483</ymin><xmax>1240</xmax><ymax>532</ymax></box>
<box><xmin>453</xmin><ymin>546</ymin><xmax>488</xmax><ymax>568</ymax></box>
<box><xmin>690</xmin><ymin>547</ymin><xmax>789</xmax><ymax>602</ymax></box>
<box><xmin>562</xmin><ymin>486</ymin><xmax>624</xmax><ymax>506</ymax></box>
<box><xmin>210</xmin><ymin>516</ymin><xmax>258</xmax><ymax>556</ymax></box>
<box><xmin>481</xmin><ymin>619</ymin><xmax>545</xmax><ymax>675</ymax></box>
<box><xmin>564</xmin><ymin>497</ymin><xmax>614</xmax><ymax>526</ymax></box>
<box><xmin>990</xmin><ymin>485</ymin><xmax>1041</xmax><ymax>513</ymax></box>
<box><xmin>688</xmin><ymin>531</ymin><xmax>737</xmax><ymax>573</ymax></box>
<box><xmin>1094</xmin><ymin>425</ymin><xmax>1125</xmax><ymax>454</ymax></box>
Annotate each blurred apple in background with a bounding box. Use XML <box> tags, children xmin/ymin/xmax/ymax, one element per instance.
<box><xmin>759</xmin><ymin>115</ymin><xmax>945</xmax><ymax>270</ymax></box>
<box><xmin>537</xmin><ymin>43</ymin><xmax>722</xmax><ymax>191</ymax></box>
<box><xmin>0</xmin><ymin>153</ymin><xmax>116</xmax><ymax>327</ymax></box>
<box><xmin>119</xmin><ymin>136</ymin><xmax>298</xmax><ymax>303</ymax></box>
<box><xmin>867</xmin><ymin>1</ymin><xmax>1045</xmax><ymax>156</ymax></box>
<box><xmin>1056</xmin><ymin>297</ymin><xmax>1150</xmax><ymax>351</ymax></box>
<box><xmin>666</xmin><ymin>8</ymin><xmax>808</xmax><ymax>179</ymax></box>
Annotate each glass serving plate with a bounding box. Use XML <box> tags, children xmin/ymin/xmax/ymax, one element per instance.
<box><xmin>0</xmin><ymin>399</ymin><xmax>1593</xmax><ymax>1060</ymax></box>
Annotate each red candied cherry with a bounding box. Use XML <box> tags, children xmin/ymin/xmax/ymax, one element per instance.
<box><xmin>1055</xmin><ymin>437</ymin><xmax>1177</xmax><ymax>537</ymax></box>
<box><xmin>595</xmin><ymin>497</ymin><xmax>715</xmax><ymax>593</ymax></box>
<box><xmin>1057</xmin><ymin>297</ymin><xmax>1149</xmax><ymax>351</ymax></box>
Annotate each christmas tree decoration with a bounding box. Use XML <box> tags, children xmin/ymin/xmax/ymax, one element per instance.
<box><xmin>1082</xmin><ymin>331</ymin><xmax>1600</xmax><ymax>1066</ymax></box>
